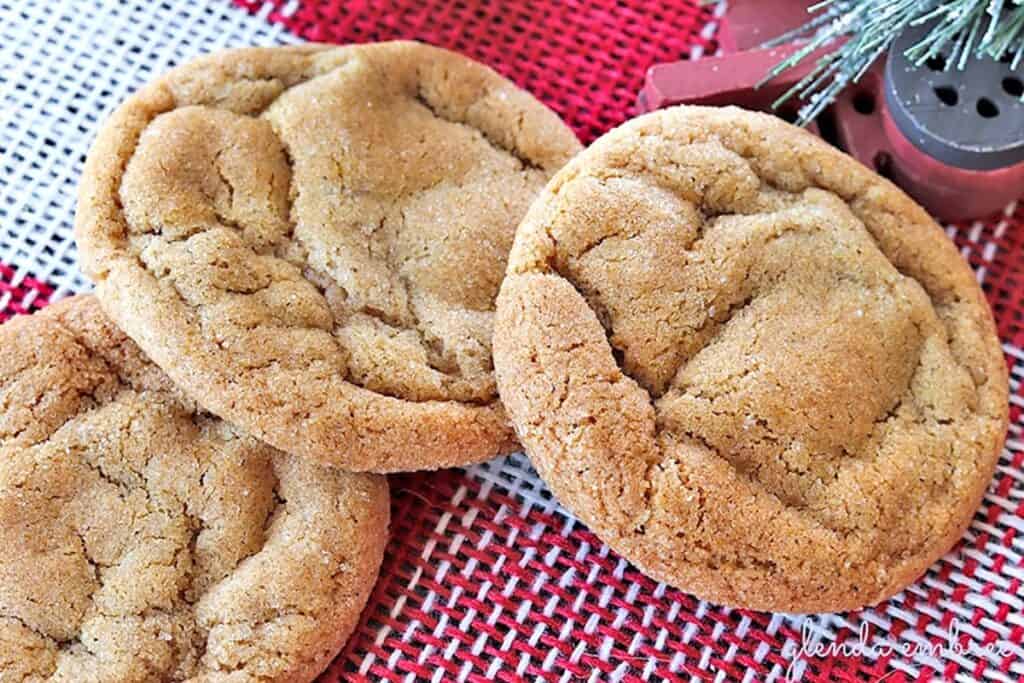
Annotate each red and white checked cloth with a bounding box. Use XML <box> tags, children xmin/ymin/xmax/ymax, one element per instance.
<box><xmin>1</xmin><ymin>1</ymin><xmax>1023</xmax><ymax>680</ymax></box>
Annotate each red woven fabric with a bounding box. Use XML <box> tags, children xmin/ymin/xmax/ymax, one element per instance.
<box><xmin>3</xmin><ymin>0</ymin><xmax>1023</xmax><ymax>679</ymax></box>
<box><xmin>0</xmin><ymin>262</ymin><xmax>51</xmax><ymax>323</ymax></box>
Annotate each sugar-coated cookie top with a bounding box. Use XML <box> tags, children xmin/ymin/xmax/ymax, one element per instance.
<box><xmin>0</xmin><ymin>296</ymin><xmax>388</xmax><ymax>681</ymax></box>
<box><xmin>494</xmin><ymin>105</ymin><xmax>1008</xmax><ymax>613</ymax></box>
<box><xmin>75</xmin><ymin>42</ymin><xmax>581</xmax><ymax>472</ymax></box>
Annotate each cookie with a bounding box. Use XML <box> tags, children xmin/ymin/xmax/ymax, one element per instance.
<box><xmin>493</xmin><ymin>106</ymin><xmax>1008</xmax><ymax>613</ymax></box>
<box><xmin>75</xmin><ymin>42</ymin><xmax>581</xmax><ymax>472</ymax></box>
<box><xmin>0</xmin><ymin>296</ymin><xmax>388</xmax><ymax>681</ymax></box>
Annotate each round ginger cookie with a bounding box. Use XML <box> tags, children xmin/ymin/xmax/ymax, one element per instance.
<box><xmin>75</xmin><ymin>42</ymin><xmax>581</xmax><ymax>472</ymax></box>
<box><xmin>494</xmin><ymin>106</ymin><xmax>1008</xmax><ymax>613</ymax></box>
<box><xmin>0</xmin><ymin>296</ymin><xmax>388</xmax><ymax>681</ymax></box>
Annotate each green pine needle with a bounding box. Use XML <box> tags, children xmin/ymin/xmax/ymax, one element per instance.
<box><xmin>765</xmin><ymin>0</ymin><xmax>1024</xmax><ymax>125</ymax></box>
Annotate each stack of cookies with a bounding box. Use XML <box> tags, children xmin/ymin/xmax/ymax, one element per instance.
<box><xmin>1</xmin><ymin>40</ymin><xmax>1008</xmax><ymax>680</ymax></box>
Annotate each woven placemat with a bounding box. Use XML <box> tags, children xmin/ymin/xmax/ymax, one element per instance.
<box><xmin>2</xmin><ymin>1</ymin><xmax>1022</xmax><ymax>680</ymax></box>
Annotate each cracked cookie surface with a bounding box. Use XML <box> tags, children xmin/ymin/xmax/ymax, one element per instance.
<box><xmin>493</xmin><ymin>106</ymin><xmax>1008</xmax><ymax>613</ymax></box>
<box><xmin>75</xmin><ymin>42</ymin><xmax>581</xmax><ymax>472</ymax></box>
<box><xmin>0</xmin><ymin>296</ymin><xmax>389</xmax><ymax>681</ymax></box>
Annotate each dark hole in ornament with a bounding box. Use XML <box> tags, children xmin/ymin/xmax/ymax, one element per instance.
<box><xmin>816</xmin><ymin>107</ymin><xmax>840</xmax><ymax>149</ymax></box>
<box><xmin>1001</xmin><ymin>51</ymin><xmax>1014</xmax><ymax>64</ymax></box>
<box><xmin>977</xmin><ymin>97</ymin><xmax>999</xmax><ymax>118</ymax></box>
<box><xmin>853</xmin><ymin>91</ymin><xmax>875</xmax><ymax>115</ymax></box>
<box><xmin>777</xmin><ymin>107</ymin><xmax>799</xmax><ymax>124</ymax></box>
<box><xmin>926</xmin><ymin>54</ymin><xmax>947</xmax><ymax>71</ymax></box>
<box><xmin>873</xmin><ymin>151</ymin><xmax>893</xmax><ymax>180</ymax></box>
<box><xmin>1003</xmin><ymin>77</ymin><xmax>1023</xmax><ymax>97</ymax></box>
<box><xmin>934</xmin><ymin>86</ymin><xmax>958</xmax><ymax>106</ymax></box>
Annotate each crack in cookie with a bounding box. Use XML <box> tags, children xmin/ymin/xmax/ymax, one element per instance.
<box><xmin>494</xmin><ymin>106</ymin><xmax>1008</xmax><ymax>613</ymax></box>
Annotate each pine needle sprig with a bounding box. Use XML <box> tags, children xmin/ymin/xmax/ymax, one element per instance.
<box><xmin>764</xmin><ymin>0</ymin><xmax>1024</xmax><ymax>124</ymax></box>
